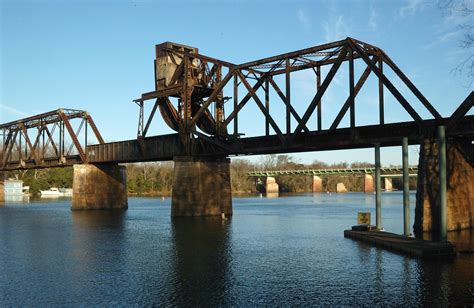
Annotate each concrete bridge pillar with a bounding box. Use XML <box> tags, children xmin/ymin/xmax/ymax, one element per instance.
<box><xmin>265</xmin><ymin>177</ymin><xmax>279</xmax><ymax>194</ymax></box>
<box><xmin>384</xmin><ymin>178</ymin><xmax>393</xmax><ymax>191</ymax></box>
<box><xmin>172</xmin><ymin>156</ymin><xmax>232</xmax><ymax>217</ymax></box>
<box><xmin>312</xmin><ymin>176</ymin><xmax>322</xmax><ymax>192</ymax></box>
<box><xmin>72</xmin><ymin>164</ymin><xmax>128</xmax><ymax>210</ymax></box>
<box><xmin>415</xmin><ymin>139</ymin><xmax>474</xmax><ymax>233</ymax></box>
<box><xmin>337</xmin><ymin>182</ymin><xmax>348</xmax><ymax>193</ymax></box>
<box><xmin>364</xmin><ymin>174</ymin><xmax>374</xmax><ymax>193</ymax></box>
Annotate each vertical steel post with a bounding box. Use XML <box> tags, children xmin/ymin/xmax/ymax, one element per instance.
<box><xmin>85</xmin><ymin>119</ymin><xmax>88</xmax><ymax>147</ymax></box>
<box><xmin>349</xmin><ymin>48</ymin><xmax>355</xmax><ymax>129</ymax></box>
<box><xmin>375</xmin><ymin>143</ymin><xmax>382</xmax><ymax>229</ymax></box>
<box><xmin>265</xmin><ymin>79</ymin><xmax>270</xmax><ymax>136</ymax></box>
<box><xmin>285</xmin><ymin>58</ymin><xmax>291</xmax><ymax>135</ymax></box>
<box><xmin>316</xmin><ymin>66</ymin><xmax>322</xmax><ymax>131</ymax></box>
<box><xmin>402</xmin><ymin>137</ymin><xmax>410</xmax><ymax>237</ymax></box>
<box><xmin>438</xmin><ymin>126</ymin><xmax>447</xmax><ymax>241</ymax></box>
<box><xmin>378</xmin><ymin>57</ymin><xmax>384</xmax><ymax>125</ymax></box>
<box><xmin>234</xmin><ymin>74</ymin><xmax>238</xmax><ymax>136</ymax></box>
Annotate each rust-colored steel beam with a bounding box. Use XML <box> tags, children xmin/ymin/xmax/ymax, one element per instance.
<box><xmin>348</xmin><ymin>39</ymin><xmax>424</xmax><ymax>126</ymax></box>
<box><xmin>58</xmin><ymin>111</ymin><xmax>86</xmax><ymax>161</ymax></box>
<box><xmin>237</xmin><ymin>71</ymin><xmax>285</xmax><ymax>143</ymax></box>
<box><xmin>237</xmin><ymin>39</ymin><xmax>346</xmax><ymax>70</ymax></box>
<box><xmin>381</xmin><ymin>51</ymin><xmax>442</xmax><ymax>119</ymax></box>
<box><xmin>0</xmin><ymin>108</ymin><xmax>104</xmax><ymax>170</ymax></box>
<box><xmin>293</xmin><ymin>45</ymin><xmax>349</xmax><ymax>135</ymax></box>
<box><xmin>330</xmin><ymin>56</ymin><xmax>377</xmax><ymax>130</ymax></box>
<box><xmin>268</xmin><ymin>78</ymin><xmax>310</xmax><ymax>133</ymax></box>
<box><xmin>446</xmin><ymin>91</ymin><xmax>474</xmax><ymax>131</ymax></box>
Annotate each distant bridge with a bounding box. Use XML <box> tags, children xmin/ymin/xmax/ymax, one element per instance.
<box><xmin>247</xmin><ymin>167</ymin><xmax>419</xmax><ymax>177</ymax></box>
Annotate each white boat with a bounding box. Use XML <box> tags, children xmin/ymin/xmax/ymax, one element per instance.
<box><xmin>60</xmin><ymin>188</ymin><xmax>73</xmax><ymax>197</ymax></box>
<box><xmin>40</xmin><ymin>187</ymin><xmax>72</xmax><ymax>197</ymax></box>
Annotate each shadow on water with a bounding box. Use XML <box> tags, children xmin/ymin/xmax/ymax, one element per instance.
<box><xmin>71</xmin><ymin>209</ymin><xmax>127</xmax><ymax>229</ymax></box>
<box><xmin>68</xmin><ymin>210</ymin><xmax>129</xmax><ymax>303</ymax></box>
<box><xmin>169</xmin><ymin>217</ymin><xmax>233</xmax><ymax>306</ymax></box>
<box><xmin>353</xmin><ymin>227</ymin><xmax>474</xmax><ymax>305</ymax></box>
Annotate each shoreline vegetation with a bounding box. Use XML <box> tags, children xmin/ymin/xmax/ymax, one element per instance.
<box><xmin>9</xmin><ymin>155</ymin><xmax>417</xmax><ymax>196</ymax></box>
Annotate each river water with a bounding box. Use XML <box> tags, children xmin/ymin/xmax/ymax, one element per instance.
<box><xmin>1</xmin><ymin>192</ymin><xmax>473</xmax><ymax>306</ymax></box>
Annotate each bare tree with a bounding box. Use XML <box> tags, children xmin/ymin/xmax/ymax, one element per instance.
<box><xmin>439</xmin><ymin>0</ymin><xmax>474</xmax><ymax>79</ymax></box>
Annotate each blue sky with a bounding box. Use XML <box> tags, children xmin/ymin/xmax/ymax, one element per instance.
<box><xmin>1</xmin><ymin>0</ymin><xmax>473</xmax><ymax>166</ymax></box>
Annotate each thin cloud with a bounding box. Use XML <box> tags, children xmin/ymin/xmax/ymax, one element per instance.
<box><xmin>424</xmin><ymin>30</ymin><xmax>461</xmax><ymax>49</ymax></box>
<box><xmin>0</xmin><ymin>103</ymin><xmax>27</xmax><ymax>117</ymax></box>
<box><xmin>323</xmin><ymin>15</ymin><xmax>347</xmax><ymax>42</ymax></box>
<box><xmin>368</xmin><ymin>6</ymin><xmax>378</xmax><ymax>30</ymax></box>
<box><xmin>399</xmin><ymin>0</ymin><xmax>426</xmax><ymax>18</ymax></box>
<box><xmin>297</xmin><ymin>8</ymin><xmax>311</xmax><ymax>29</ymax></box>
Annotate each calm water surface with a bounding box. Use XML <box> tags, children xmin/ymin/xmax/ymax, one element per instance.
<box><xmin>1</xmin><ymin>192</ymin><xmax>473</xmax><ymax>306</ymax></box>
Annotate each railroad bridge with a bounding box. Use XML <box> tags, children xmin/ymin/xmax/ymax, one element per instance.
<box><xmin>1</xmin><ymin>38</ymin><xmax>473</xmax><ymax>238</ymax></box>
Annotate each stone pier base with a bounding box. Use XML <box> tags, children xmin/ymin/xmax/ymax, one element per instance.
<box><xmin>312</xmin><ymin>176</ymin><xmax>322</xmax><ymax>192</ymax></box>
<box><xmin>415</xmin><ymin>139</ymin><xmax>474</xmax><ymax>233</ymax></box>
<box><xmin>172</xmin><ymin>156</ymin><xmax>232</xmax><ymax>217</ymax></box>
<box><xmin>266</xmin><ymin>177</ymin><xmax>279</xmax><ymax>194</ymax></box>
<box><xmin>384</xmin><ymin>178</ymin><xmax>393</xmax><ymax>191</ymax></box>
<box><xmin>364</xmin><ymin>174</ymin><xmax>374</xmax><ymax>193</ymax></box>
<box><xmin>72</xmin><ymin>164</ymin><xmax>128</xmax><ymax>210</ymax></box>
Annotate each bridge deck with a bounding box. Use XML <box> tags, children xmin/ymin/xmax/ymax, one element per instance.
<box><xmin>86</xmin><ymin>116</ymin><xmax>474</xmax><ymax>165</ymax></box>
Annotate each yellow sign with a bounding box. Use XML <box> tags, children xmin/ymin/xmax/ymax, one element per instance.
<box><xmin>357</xmin><ymin>212</ymin><xmax>371</xmax><ymax>225</ymax></box>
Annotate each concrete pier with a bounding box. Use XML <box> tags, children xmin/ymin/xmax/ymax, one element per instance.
<box><xmin>364</xmin><ymin>174</ymin><xmax>374</xmax><ymax>193</ymax></box>
<box><xmin>336</xmin><ymin>182</ymin><xmax>348</xmax><ymax>193</ymax></box>
<box><xmin>312</xmin><ymin>176</ymin><xmax>322</xmax><ymax>192</ymax></box>
<box><xmin>72</xmin><ymin>164</ymin><xmax>128</xmax><ymax>210</ymax></box>
<box><xmin>265</xmin><ymin>177</ymin><xmax>279</xmax><ymax>194</ymax></box>
<box><xmin>384</xmin><ymin>178</ymin><xmax>393</xmax><ymax>191</ymax></box>
<box><xmin>172</xmin><ymin>156</ymin><xmax>232</xmax><ymax>217</ymax></box>
<box><xmin>415</xmin><ymin>139</ymin><xmax>474</xmax><ymax>233</ymax></box>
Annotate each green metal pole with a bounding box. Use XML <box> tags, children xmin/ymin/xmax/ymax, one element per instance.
<box><xmin>402</xmin><ymin>137</ymin><xmax>410</xmax><ymax>237</ymax></box>
<box><xmin>375</xmin><ymin>144</ymin><xmax>382</xmax><ymax>230</ymax></box>
<box><xmin>438</xmin><ymin>126</ymin><xmax>447</xmax><ymax>242</ymax></box>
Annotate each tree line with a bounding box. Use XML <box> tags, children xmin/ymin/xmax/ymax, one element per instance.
<box><xmin>6</xmin><ymin>154</ymin><xmax>416</xmax><ymax>195</ymax></box>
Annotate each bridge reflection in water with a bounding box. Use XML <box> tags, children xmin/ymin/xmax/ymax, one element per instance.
<box><xmin>0</xmin><ymin>196</ymin><xmax>473</xmax><ymax>305</ymax></box>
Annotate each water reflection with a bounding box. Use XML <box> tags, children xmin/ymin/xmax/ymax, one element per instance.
<box><xmin>70</xmin><ymin>210</ymin><xmax>128</xmax><ymax>301</ymax></box>
<box><xmin>170</xmin><ymin>217</ymin><xmax>233</xmax><ymax>306</ymax></box>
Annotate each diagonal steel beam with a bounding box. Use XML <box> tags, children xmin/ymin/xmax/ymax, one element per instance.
<box><xmin>44</xmin><ymin>125</ymin><xmax>59</xmax><ymax>157</ymax></box>
<box><xmin>85</xmin><ymin>113</ymin><xmax>105</xmax><ymax>144</ymax></box>
<box><xmin>190</xmin><ymin>69</ymin><xmax>234</xmax><ymax>128</ymax></box>
<box><xmin>223</xmin><ymin>60</ymin><xmax>285</xmax><ymax>128</ymax></box>
<box><xmin>268</xmin><ymin>78</ymin><xmax>310</xmax><ymax>133</ymax></box>
<box><xmin>222</xmin><ymin>72</ymin><xmax>267</xmax><ymax>127</ymax></box>
<box><xmin>2</xmin><ymin>130</ymin><xmax>18</xmax><ymax>167</ymax></box>
<box><xmin>446</xmin><ymin>91</ymin><xmax>474</xmax><ymax>131</ymax></box>
<box><xmin>19</xmin><ymin>123</ymin><xmax>39</xmax><ymax>163</ymax></box>
<box><xmin>58</xmin><ymin>110</ymin><xmax>86</xmax><ymax>161</ymax></box>
<box><xmin>142</xmin><ymin>99</ymin><xmax>160</xmax><ymax>137</ymax></box>
<box><xmin>293</xmin><ymin>45</ymin><xmax>349</xmax><ymax>135</ymax></box>
<box><xmin>237</xmin><ymin>71</ymin><xmax>285</xmax><ymax>143</ymax></box>
<box><xmin>381</xmin><ymin>51</ymin><xmax>441</xmax><ymax>119</ymax></box>
<box><xmin>348</xmin><ymin>39</ymin><xmax>423</xmax><ymax>125</ymax></box>
<box><xmin>67</xmin><ymin>119</ymin><xmax>85</xmax><ymax>155</ymax></box>
<box><xmin>329</xmin><ymin>56</ymin><xmax>378</xmax><ymax>130</ymax></box>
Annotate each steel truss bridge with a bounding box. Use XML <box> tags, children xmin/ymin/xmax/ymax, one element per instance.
<box><xmin>246</xmin><ymin>167</ymin><xmax>419</xmax><ymax>177</ymax></box>
<box><xmin>1</xmin><ymin>37</ymin><xmax>473</xmax><ymax>171</ymax></box>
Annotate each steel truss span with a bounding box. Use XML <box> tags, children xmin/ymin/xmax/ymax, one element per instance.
<box><xmin>1</xmin><ymin>38</ymin><xmax>473</xmax><ymax>170</ymax></box>
<box><xmin>0</xmin><ymin>109</ymin><xmax>104</xmax><ymax>170</ymax></box>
